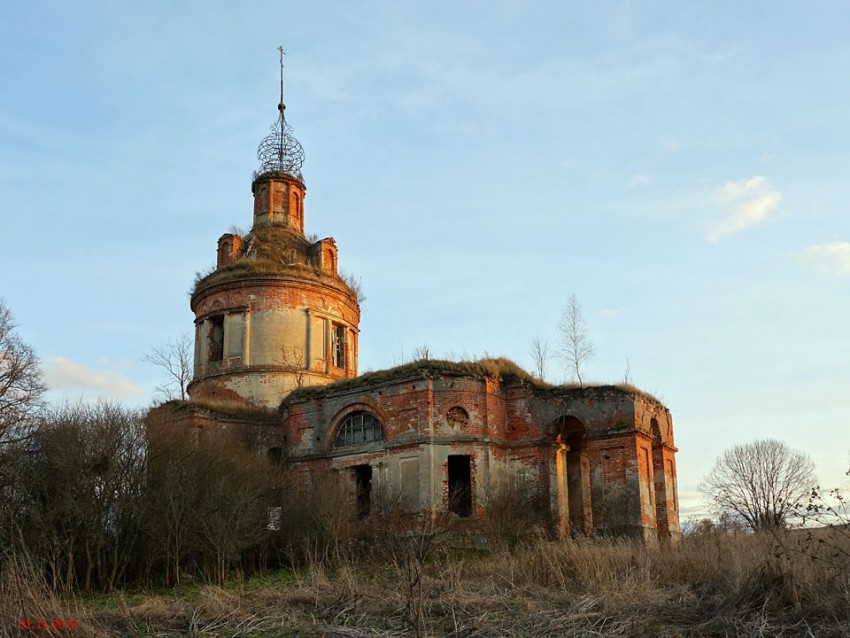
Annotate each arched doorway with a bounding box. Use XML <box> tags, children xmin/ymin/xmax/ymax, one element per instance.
<box><xmin>548</xmin><ymin>415</ymin><xmax>591</xmax><ymax>536</ymax></box>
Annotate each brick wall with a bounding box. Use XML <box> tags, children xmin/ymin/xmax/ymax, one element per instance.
<box><xmin>280</xmin><ymin>371</ymin><xmax>679</xmax><ymax>540</ymax></box>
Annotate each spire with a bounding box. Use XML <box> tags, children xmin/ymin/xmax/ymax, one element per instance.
<box><xmin>257</xmin><ymin>45</ymin><xmax>305</xmax><ymax>178</ymax></box>
<box><xmin>278</xmin><ymin>45</ymin><xmax>285</xmax><ymax>114</ymax></box>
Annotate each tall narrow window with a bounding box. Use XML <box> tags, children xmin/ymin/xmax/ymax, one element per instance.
<box><xmin>641</xmin><ymin>447</ymin><xmax>653</xmax><ymax>510</ymax></box>
<box><xmin>354</xmin><ymin>465</ymin><xmax>372</xmax><ymax>519</ymax></box>
<box><xmin>322</xmin><ymin>318</ymin><xmax>329</xmax><ymax>364</ymax></box>
<box><xmin>332</xmin><ymin>323</ymin><xmax>346</xmax><ymax>368</ymax></box>
<box><xmin>448</xmin><ymin>455</ymin><xmax>472</xmax><ymax>517</ymax></box>
<box><xmin>292</xmin><ymin>192</ymin><xmax>301</xmax><ymax>217</ymax></box>
<box><xmin>209</xmin><ymin>316</ymin><xmax>224</xmax><ymax>362</ymax></box>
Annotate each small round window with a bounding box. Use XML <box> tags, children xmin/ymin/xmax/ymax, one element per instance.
<box><xmin>334</xmin><ymin>411</ymin><xmax>383</xmax><ymax>447</ymax></box>
<box><xmin>446</xmin><ymin>406</ymin><xmax>469</xmax><ymax>429</ymax></box>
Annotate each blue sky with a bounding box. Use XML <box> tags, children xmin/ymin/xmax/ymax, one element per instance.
<box><xmin>2</xmin><ymin>1</ymin><xmax>848</xmax><ymax>519</ymax></box>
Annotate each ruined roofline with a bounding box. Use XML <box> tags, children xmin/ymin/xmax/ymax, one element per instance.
<box><xmin>280</xmin><ymin>357</ymin><xmax>667</xmax><ymax>411</ymax></box>
<box><xmin>154</xmin><ymin>399</ymin><xmax>279</xmax><ymax>422</ymax></box>
<box><xmin>530</xmin><ymin>380</ymin><xmax>666</xmax><ymax>410</ymax></box>
<box><xmin>191</xmin><ymin>223</ymin><xmax>357</xmax><ymax>303</ymax></box>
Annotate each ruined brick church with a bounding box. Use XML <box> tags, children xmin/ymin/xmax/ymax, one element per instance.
<box><xmin>155</xmin><ymin>57</ymin><xmax>680</xmax><ymax>541</ymax></box>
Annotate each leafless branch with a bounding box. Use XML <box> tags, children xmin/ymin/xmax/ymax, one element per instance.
<box><xmin>0</xmin><ymin>299</ymin><xmax>46</xmax><ymax>445</ymax></box>
<box><xmin>529</xmin><ymin>336</ymin><xmax>549</xmax><ymax>382</ymax></box>
<box><xmin>699</xmin><ymin>438</ymin><xmax>816</xmax><ymax>532</ymax></box>
<box><xmin>412</xmin><ymin>344</ymin><xmax>431</xmax><ymax>361</ymax></box>
<box><xmin>556</xmin><ymin>294</ymin><xmax>596</xmax><ymax>388</ymax></box>
<box><xmin>143</xmin><ymin>332</ymin><xmax>193</xmax><ymax>402</ymax></box>
<box><xmin>279</xmin><ymin>346</ymin><xmax>307</xmax><ymax>388</ymax></box>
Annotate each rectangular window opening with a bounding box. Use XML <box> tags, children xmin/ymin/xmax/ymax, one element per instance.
<box><xmin>448</xmin><ymin>455</ymin><xmax>472</xmax><ymax>518</ymax></box>
<box><xmin>267</xmin><ymin>506</ymin><xmax>282</xmax><ymax>531</ymax></box>
<box><xmin>209</xmin><ymin>316</ymin><xmax>224</xmax><ymax>362</ymax></box>
<box><xmin>332</xmin><ymin>323</ymin><xmax>346</xmax><ymax>368</ymax></box>
<box><xmin>354</xmin><ymin>464</ymin><xmax>372</xmax><ymax>520</ymax></box>
<box><xmin>641</xmin><ymin>448</ymin><xmax>653</xmax><ymax>510</ymax></box>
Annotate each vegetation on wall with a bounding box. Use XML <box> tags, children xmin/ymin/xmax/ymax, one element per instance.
<box><xmin>191</xmin><ymin>223</ymin><xmax>362</xmax><ymax>303</ymax></box>
<box><xmin>283</xmin><ymin>356</ymin><xmax>663</xmax><ymax>408</ymax></box>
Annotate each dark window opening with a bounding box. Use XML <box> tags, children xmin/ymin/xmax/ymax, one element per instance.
<box><xmin>650</xmin><ymin>417</ymin><xmax>661</xmax><ymax>442</ymax></box>
<box><xmin>267</xmin><ymin>447</ymin><xmax>283</xmax><ymax>465</ymax></box>
<box><xmin>354</xmin><ymin>464</ymin><xmax>372</xmax><ymax>519</ymax></box>
<box><xmin>332</xmin><ymin>324</ymin><xmax>346</xmax><ymax>368</ymax></box>
<box><xmin>334</xmin><ymin>411</ymin><xmax>383</xmax><ymax>447</ymax></box>
<box><xmin>448</xmin><ymin>455</ymin><xmax>472</xmax><ymax>518</ymax></box>
<box><xmin>209</xmin><ymin>316</ymin><xmax>224</xmax><ymax>362</ymax></box>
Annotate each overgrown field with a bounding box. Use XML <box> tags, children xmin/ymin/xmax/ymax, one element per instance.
<box><xmin>3</xmin><ymin>530</ymin><xmax>849</xmax><ymax>638</ymax></box>
<box><xmin>2</xmin><ymin>403</ymin><xmax>847</xmax><ymax>636</ymax></box>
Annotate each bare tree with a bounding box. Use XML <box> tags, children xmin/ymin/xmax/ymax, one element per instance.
<box><xmin>412</xmin><ymin>344</ymin><xmax>431</xmax><ymax>361</ymax></box>
<box><xmin>556</xmin><ymin>294</ymin><xmax>596</xmax><ymax>388</ymax></box>
<box><xmin>279</xmin><ymin>346</ymin><xmax>306</xmax><ymax>388</ymax></box>
<box><xmin>0</xmin><ymin>299</ymin><xmax>46</xmax><ymax>444</ymax></box>
<box><xmin>529</xmin><ymin>336</ymin><xmax>549</xmax><ymax>381</ymax></box>
<box><xmin>481</xmin><ymin>471</ymin><xmax>540</xmax><ymax>549</ymax></box>
<box><xmin>5</xmin><ymin>401</ymin><xmax>148</xmax><ymax>592</ymax></box>
<box><xmin>144</xmin><ymin>416</ymin><xmax>273</xmax><ymax>587</ymax></box>
<box><xmin>699</xmin><ymin>438</ymin><xmax>816</xmax><ymax>532</ymax></box>
<box><xmin>143</xmin><ymin>332</ymin><xmax>193</xmax><ymax>402</ymax></box>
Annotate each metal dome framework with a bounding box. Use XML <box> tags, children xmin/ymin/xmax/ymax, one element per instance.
<box><xmin>257</xmin><ymin>116</ymin><xmax>305</xmax><ymax>177</ymax></box>
<box><xmin>256</xmin><ymin>46</ymin><xmax>305</xmax><ymax>178</ymax></box>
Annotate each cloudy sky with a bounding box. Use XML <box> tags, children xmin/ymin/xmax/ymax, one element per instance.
<box><xmin>2</xmin><ymin>1</ymin><xmax>848</xmax><ymax>518</ymax></box>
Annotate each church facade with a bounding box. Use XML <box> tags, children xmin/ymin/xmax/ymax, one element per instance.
<box><xmin>154</xmin><ymin>62</ymin><xmax>680</xmax><ymax>541</ymax></box>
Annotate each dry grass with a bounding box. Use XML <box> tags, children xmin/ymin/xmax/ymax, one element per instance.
<box><xmin>6</xmin><ymin>532</ymin><xmax>848</xmax><ymax>637</ymax></box>
<box><xmin>284</xmin><ymin>357</ymin><xmax>666</xmax><ymax>410</ymax></box>
<box><xmin>0</xmin><ymin>553</ymin><xmax>108</xmax><ymax>638</ymax></box>
<box><xmin>190</xmin><ymin>223</ymin><xmax>359</xmax><ymax>302</ymax></box>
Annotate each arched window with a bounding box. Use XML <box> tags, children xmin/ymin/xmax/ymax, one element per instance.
<box><xmin>650</xmin><ymin>417</ymin><xmax>662</xmax><ymax>442</ymax></box>
<box><xmin>292</xmin><ymin>192</ymin><xmax>301</xmax><ymax>219</ymax></box>
<box><xmin>446</xmin><ymin>406</ymin><xmax>469</xmax><ymax>429</ymax></box>
<box><xmin>334</xmin><ymin>411</ymin><xmax>383</xmax><ymax>447</ymax></box>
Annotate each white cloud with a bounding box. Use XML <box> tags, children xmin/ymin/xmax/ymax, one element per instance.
<box><xmin>42</xmin><ymin>357</ymin><xmax>145</xmax><ymax>401</ymax></box>
<box><xmin>677</xmin><ymin>490</ymin><xmax>711</xmax><ymax>520</ymax></box>
<box><xmin>706</xmin><ymin>175</ymin><xmax>782</xmax><ymax>242</ymax></box>
<box><xmin>802</xmin><ymin>241</ymin><xmax>850</xmax><ymax>275</ymax></box>
<box><xmin>599</xmin><ymin>308</ymin><xmax>619</xmax><ymax>318</ymax></box>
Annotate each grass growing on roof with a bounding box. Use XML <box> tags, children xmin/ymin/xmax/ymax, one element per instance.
<box><xmin>282</xmin><ymin>357</ymin><xmax>664</xmax><ymax>408</ymax></box>
<box><xmin>191</xmin><ymin>223</ymin><xmax>357</xmax><ymax>299</ymax></box>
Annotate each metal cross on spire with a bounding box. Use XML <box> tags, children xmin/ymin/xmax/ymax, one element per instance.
<box><xmin>257</xmin><ymin>45</ymin><xmax>305</xmax><ymax>177</ymax></box>
<box><xmin>278</xmin><ymin>45</ymin><xmax>286</xmax><ymax>116</ymax></box>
